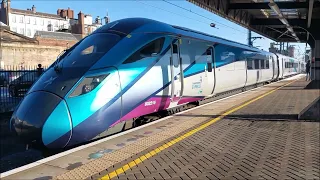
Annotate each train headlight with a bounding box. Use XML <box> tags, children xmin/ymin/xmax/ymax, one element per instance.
<box><xmin>69</xmin><ymin>74</ymin><xmax>109</xmax><ymax>97</ymax></box>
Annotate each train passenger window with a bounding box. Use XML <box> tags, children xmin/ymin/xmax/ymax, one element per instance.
<box><xmin>266</xmin><ymin>60</ymin><xmax>269</xmax><ymax>69</ymax></box>
<box><xmin>254</xmin><ymin>59</ymin><xmax>260</xmax><ymax>69</ymax></box>
<box><xmin>123</xmin><ymin>37</ymin><xmax>165</xmax><ymax>64</ymax></box>
<box><xmin>172</xmin><ymin>44</ymin><xmax>178</xmax><ymax>54</ymax></box>
<box><xmin>247</xmin><ymin>59</ymin><xmax>254</xmax><ymax>70</ymax></box>
<box><xmin>206</xmin><ymin>49</ymin><xmax>212</xmax><ymax>55</ymax></box>
<box><xmin>260</xmin><ymin>60</ymin><xmax>265</xmax><ymax>69</ymax></box>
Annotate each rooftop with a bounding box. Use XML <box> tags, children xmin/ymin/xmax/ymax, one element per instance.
<box><xmin>11</xmin><ymin>8</ymin><xmax>66</xmax><ymax>20</ymax></box>
<box><xmin>34</xmin><ymin>30</ymin><xmax>83</xmax><ymax>41</ymax></box>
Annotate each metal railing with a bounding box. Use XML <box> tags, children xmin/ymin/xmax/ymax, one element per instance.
<box><xmin>0</xmin><ymin>65</ymin><xmax>48</xmax><ymax>113</ymax></box>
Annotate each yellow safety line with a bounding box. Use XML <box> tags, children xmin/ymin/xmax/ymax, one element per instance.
<box><xmin>99</xmin><ymin>79</ymin><xmax>299</xmax><ymax>180</ymax></box>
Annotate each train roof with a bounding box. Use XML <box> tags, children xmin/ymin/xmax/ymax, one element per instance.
<box><xmin>93</xmin><ymin>18</ymin><xmax>273</xmax><ymax>55</ymax></box>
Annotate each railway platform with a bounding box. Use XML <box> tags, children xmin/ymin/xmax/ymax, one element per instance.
<box><xmin>1</xmin><ymin>74</ymin><xmax>319</xmax><ymax>180</ymax></box>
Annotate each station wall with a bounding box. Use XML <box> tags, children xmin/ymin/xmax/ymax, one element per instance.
<box><xmin>0</xmin><ymin>43</ymin><xmax>66</xmax><ymax>68</ymax></box>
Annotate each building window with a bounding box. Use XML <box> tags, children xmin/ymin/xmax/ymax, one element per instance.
<box><xmin>20</xmin><ymin>28</ymin><xmax>25</xmax><ymax>35</ymax></box>
<box><xmin>48</xmin><ymin>24</ymin><xmax>53</xmax><ymax>31</ymax></box>
<box><xmin>19</xmin><ymin>16</ymin><xmax>23</xmax><ymax>23</ymax></box>
<box><xmin>12</xmin><ymin>15</ymin><xmax>16</xmax><ymax>23</ymax></box>
<box><xmin>27</xmin><ymin>29</ymin><xmax>31</xmax><ymax>36</ymax></box>
<box><xmin>26</xmin><ymin>17</ymin><xmax>30</xmax><ymax>24</ymax></box>
<box><xmin>41</xmin><ymin>19</ymin><xmax>44</xmax><ymax>25</ymax></box>
<box><xmin>48</xmin><ymin>20</ymin><xmax>51</xmax><ymax>25</ymax></box>
<box><xmin>11</xmin><ymin>27</ymin><xmax>17</xmax><ymax>32</ymax></box>
<box><xmin>33</xmin><ymin>18</ymin><xmax>37</xmax><ymax>25</ymax></box>
<box><xmin>55</xmin><ymin>21</ymin><xmax>58</xmax><ymax>27</ymax></box>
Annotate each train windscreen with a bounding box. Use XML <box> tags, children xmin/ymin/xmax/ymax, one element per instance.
<box><xmin>55</xmin><ymin>33</ymin><xmax>121</xmax><ymax>69</ymax></box>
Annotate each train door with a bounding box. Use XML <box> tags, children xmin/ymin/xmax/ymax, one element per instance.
<box><xmin>254</xmin><ymin>59</ymin><xmax>260</xmax><ymax>84</ymax></box>
<box><xmin>170</xmin><ymin>38</ymin><xmax>183</xmax><ymax>103</ymax></box>
<box><xmin>271</xmin><ymin>56</ymin><xmax>275</xmax><ymax>80</ymax></box>
<box><xmin>282</xmin><ymin>58</ymin><xmax>284</xmax><ymax>77</ymax></box>
<box><xmin>276</xmin><ymin>55</ymin><xmax>280</xmax><ymax>79</ymax></box>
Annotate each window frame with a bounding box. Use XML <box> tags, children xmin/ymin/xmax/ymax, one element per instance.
<box><xmin>19</xmin><ymin>16</ymin><xmax>23</xmax><ymax>23</ymax></box>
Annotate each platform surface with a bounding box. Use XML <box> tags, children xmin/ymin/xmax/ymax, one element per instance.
<box><xmin>2</xmin><ymin>74</ymin><xmax>319</xmax><ymax>180</ymax></box>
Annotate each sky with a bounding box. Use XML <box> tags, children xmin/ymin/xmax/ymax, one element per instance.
<box><xmin>11</xmin><ymin>0</ymin><xmax>309</xmax><ymax>58</ymax></box>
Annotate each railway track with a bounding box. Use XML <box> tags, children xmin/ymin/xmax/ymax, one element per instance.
<box><xmin>0</xmin><ymin>76</ymin><xmax>296</xmax><ymax>174</ymax></box>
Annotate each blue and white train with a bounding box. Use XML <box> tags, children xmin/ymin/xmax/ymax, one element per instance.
<box><xmin>10</xmin><ymin>18</ymin><xmax>305</xmax><ymax>149</ymax></box>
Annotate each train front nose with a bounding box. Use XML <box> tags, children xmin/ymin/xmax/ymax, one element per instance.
<box><xmin>10</xmin><ymin>91</ymin><xmax>72</xmax><ymax>148</ymax></box>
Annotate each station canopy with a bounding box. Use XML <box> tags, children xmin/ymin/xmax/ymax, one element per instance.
<box><xmin>188</xmin><ymin>0</ymin><xmax>320</xmax><ymax>47</ymax></box>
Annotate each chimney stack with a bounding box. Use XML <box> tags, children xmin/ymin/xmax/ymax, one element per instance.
<box><xmin>57</xmin><ymin>8</ymin><xmax>74</xmax><ymax>19</ymax></box>
<box><xmin>0</xmin><ymin>0</ymin><xmax>10</xmax><ymax>25</ymax></box>
<box><xmin>67</xmin><ymin>7</ymin><xmax>74</xmax><ymax>19</ymax></box>
<box><xmin>104</xmin><ymin>16</ymin><xmax>110</xmax><ymax>24</ymax></box>
<box><xmin>104</xmin><ymin>11</ymin><xmax>110</xmax><ymax>24</ymax></box>
<box><xmin>78</xmin><ymin>11</ymin><xmax>84</xmax><ymax>35</ymax></box>
<box><xmin>32</xmin><ymin>5</ymin><xmax>36</xmax><ymax>13</ymax></box>
<box><xmin>95</xmin><ymin>16</ymin><xmax>101</xmax><ymax>24</ymax></box>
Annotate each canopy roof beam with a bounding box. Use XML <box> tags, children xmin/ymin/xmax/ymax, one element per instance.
<box><xmin>229</xmin><ymin>1</ymin><xmax>320</xmax><ymax>10</ymax></box>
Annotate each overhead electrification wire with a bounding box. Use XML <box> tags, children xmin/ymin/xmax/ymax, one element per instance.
<box><xmin>135</xmin><ymin>0</ymin><xmax>247</xmax><ymax>35</ymax></box>
<box><xmin>134</xmin><ymin>0</ymin><xmax>213</xmax><ymax>26</ymax></box>
<box><xmin>162</xmin><ymin>0</ymin><xmax>248</xmax><ymax>34</ymax></box>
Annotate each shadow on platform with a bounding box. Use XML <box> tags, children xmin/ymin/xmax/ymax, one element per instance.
<box><xmin>299</xmin><ymin>97</ymin><xmax>320</xmax><ymax>121</ymax></box>
<box><xmin>304</xmin><ymin>80</ymin><xmax>320</xmax><ymax>89</ymax></box>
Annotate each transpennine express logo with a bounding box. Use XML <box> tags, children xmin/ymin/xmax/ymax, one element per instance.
<box><xmin>43</xmin><ymin>76</ymin><xmax>57</xmax><ymax>88</ymax></box>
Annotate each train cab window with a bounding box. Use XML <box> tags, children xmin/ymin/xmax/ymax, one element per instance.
<box><xmin>123</xmin><ymin>37</ymin><xmax>165</xmax><ymax>64</ymax></box>
<box><xmin>266</xmin><ymin>60</ymin><xmax>269</xmax><ymax>69</ymax></box>
<box><xmin>53</xmin><ymin>33</ymin><xmax>122</xmax><ymax>68</ymax></box>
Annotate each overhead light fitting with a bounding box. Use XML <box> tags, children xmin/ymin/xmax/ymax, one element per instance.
<box><xmin>287</xmin><ymin>27</ymin><xmax>294</xmax><ymax>33</ymax></box>
<box><xmin>268</xmin><ymin>2</ymin><xmax>283</xmax><ymax>18</ymax></box>
<box><xmin>280</xmin><ymin>18</ymin><xmax>289</xmax><ymax>26</ymax></box>
<box><xmin>268</xmin><ymin>0</ymin><xmax>300</xmax><ymax>42</ymax></box>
